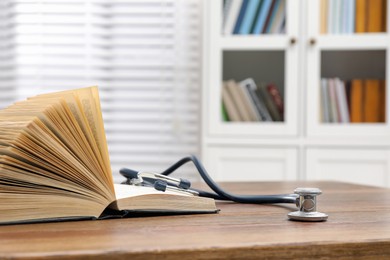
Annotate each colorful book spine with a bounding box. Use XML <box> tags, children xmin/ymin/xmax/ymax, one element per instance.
<box><xmin>252</xmin><ymin>0</ymin><xmax>273</xmax><ymax>34</ymax></box>
<box><xmin>239</xmin><ymin>0</ymin><xmax>261</xmax><ymax>34</ymax></box>
<box><xmin>223</xmin><ymin>0</ymin><xmax>243</xmax><ymax>35</ymax></box>
<box><xmin>266</xmin><ymin>83</ymin><xmax>284</xmax><ymax>120</ymax></box>
<box><xmin>233</xmin><ymin>0</ymin><xmax>249</xmax><ymax>34</ymax></box>
<box><xmin>263</xmin><ymin>0</ymin><xmax>279</xmax><ymax>34</ymax></box>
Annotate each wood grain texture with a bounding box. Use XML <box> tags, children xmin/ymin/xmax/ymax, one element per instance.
<box><xmin>1</xmin><ymin>181</ymin><xmax>390</xmax><ymax>259</ymax></box>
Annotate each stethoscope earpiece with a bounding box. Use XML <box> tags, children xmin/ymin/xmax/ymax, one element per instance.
<box><xmin>287</xmin><ymin>188</ymin><xmax>328</xmax><ymax>222</ymax></box>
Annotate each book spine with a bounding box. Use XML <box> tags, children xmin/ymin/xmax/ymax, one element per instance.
<box><xmin>222</xmin><ymin>0</ymin><xmax>233</xmax><ymax>33</ymax></box>
<box><xmin>226</xmin><ymin>80</ymin><xmax>250</xmax><ymax>121</ymax></box>
<box><xmin>233</xmin><ymin>0</ymin><xmax>249</xmax><ymax>34</ymax></box>
<box><xmin>364</xmin><ymin>79</ymin><xmax>381</xmax><ymax>122</ymax></box>
<box><xmin>355</xmin><ymin>0</ymin><xmax>367</xmax><ymax>33</ymax></box>
<box><xmin>226</xmin><ymin>80</ymin><xmax>252</xmax><ymax>121</ymax></box>
<box><xmin>262</xmin><ymin>0</ymin><xmax>279</xmax><ymax>34</ymax></box>
<box><xmin>350</xmin><ymin>79</ymin><xmax>364</xmax><ymax>123</ymax></box>
<box><xmin>320</xmin><ymin>0</ymin><xmax>328</xmax><ymax>34</ymax></box>
<box><xmin>224</xmin><ymin>80</ymin><xmax>244</xmax><ymax>121</ymax></box>
<box><xmin>328</xmin><ymin>78</ymin><xmax>339</xmax><ymax>123</ymax></box>
<box><xmin>241</xmin><ymin>78</ymin><xmax>273</xmax><ymax>121</ymax></box>
<box><xmin>327</xmin><ymin>0</ymin><xmax>334</xmax><ymax>34</ymax></box>
<box><xmin>266</xmin><ymin>83</ymin><xmax>284</xmax><ymax>120</ymax></box>
<box><xmin>238</xmin><ymin>83</ymin><xmax>260</xmax><ymax>121</ymax></box>
<box><xmin>239</xmin><ymin>0</ymin><xmax>261</xmax><ymax>34</ymax></box>
<box><xmin>252</xmin><ymin>0</ymin><xmax>272</xmax><ymax>34</ymax></box>
<box><xmin>221</xmin><ymin>102</ymin><xmax>230</xmax><ymax>122</ymax></box>
<box><xmin>335</xmin><ymin>78</ymin><xmax>350</xmax><ymax>123</ymax></box>
<box><xmin>223</xmin><ymin>0</ymin><xmax>243</xmax><ymax>35</ymax></box>
<box><xmin>256</xmin><ymin>83</ymin><xmax>282</xmax><ymax>121</ymax></box>
<box><xmin>379</xmin><ymin>80</ymin><xmax>386</xmax><ymax>122</ymax></box>
<box><xmin>367</xmin><ymin>0</ymin><xmax>385</xmax><ymax>32</ymax></box>
<box><xmin>321</xmin><ymin>78</ymin><xmax>330</xmax><ymax>123</ymax></box>
<box><xmin>348</xmin><ymin>0</ymin><xmax>356</xmax><ymax>33</ymax></box>
<box><xmin>269</xmin><ymin>0</ymin><xmax>285</xmax><ymax>34</ymax></box>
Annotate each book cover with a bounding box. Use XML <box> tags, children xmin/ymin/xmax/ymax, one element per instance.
<box><xmin>0</xmin><ymin>87</ymin><xmax>217</xmax><ymax>225</ymax></box>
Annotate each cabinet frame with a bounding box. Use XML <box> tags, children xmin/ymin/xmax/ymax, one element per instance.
<box><xmin>202</xmin><ymin>0</ymin><xmax>301</xmax><ymax>138</ymax></box>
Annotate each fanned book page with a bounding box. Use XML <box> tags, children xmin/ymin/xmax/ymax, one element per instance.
<box><xmin>0</xmin><ymin>87</ymin><xmax>216</xmax><ymax>225</ymax></box>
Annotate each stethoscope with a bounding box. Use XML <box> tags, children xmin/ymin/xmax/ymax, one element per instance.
<box><xmin>120</xmin><ymin>155</ymin><xmax>328</xmax><ymax>222</ymax></box>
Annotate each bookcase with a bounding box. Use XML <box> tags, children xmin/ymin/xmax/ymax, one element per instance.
<box><xmin>201</xmin><ymin>0</ymin><xmax>390</xmax><ymax>188</ymax></box>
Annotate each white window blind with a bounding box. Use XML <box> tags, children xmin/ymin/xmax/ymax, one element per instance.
<box><xmin>0</xmin><ymin>0</ymin><xmax>202</xmax><ymax>183</ymax></box>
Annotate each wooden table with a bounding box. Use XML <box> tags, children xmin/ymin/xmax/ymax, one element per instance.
<box><xmin>1</xmin><ymin>181</ymin><xmax>390</xmax><ymax>259</ymax></box>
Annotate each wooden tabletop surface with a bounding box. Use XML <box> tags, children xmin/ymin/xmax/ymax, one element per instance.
<box><xmin>1</xmin><ymin>181</ymin><xmax>390</xmax><ymax>259</ymax></box>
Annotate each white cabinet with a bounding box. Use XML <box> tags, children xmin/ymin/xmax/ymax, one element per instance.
<box><xmin>205</xmin><ymin>146</ymin><xmax>297</xmax><ymax>181</ymax></box>
<box><xmin>201</xmin><ymin>0</ymin><xmax>390</xmax><ymax>187</ymax></box>
<box><xmin>203</xmin><ymin>0</ymin><xmax>300</xmax><ymax>137</ymax></box>
<box><xmin>306</xmin><ymin>148</ymin><xmax>390</xmax><ymax>187</ymax></box>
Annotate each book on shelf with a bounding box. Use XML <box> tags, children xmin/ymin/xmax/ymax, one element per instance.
<box><xmin>233</xmin><ymin>0</ymin><xmax>249</xmax><ymax>34</ymax></box>
<box><xmin>350</xmin><ymin>79</ymin><xmax>364</xmax><ymax>122</ymax></box>
<box><xmin>367</xmin><ymin>0</ymin><xmax>386</xmax><ymax>33</ymax></box>
<box><xmin>321</xmin><ymin>78</ymin><xmax>331</xmax><ymax>122</ymax></box>
<box><xmin>0</xmin><ymin>87</ymin><xmax>217</xmax><ymax>225</ymax></box>
<box><xmin>364</xmin><ymin>79</ymin><xmax>383</xmax><ymax>122</ymax></box>
<box><xmin>238</xmin><ymin>81</ymin><xmax>262</xmax><ymax>121</ymax></box>
<box><xmin>225</xmin><ymin>80</ymin><xmax>253</xmax><ymax>121</ymax></box>
<box><xmin>266</xmin><ymin>83</ymin><xmax>284</xmax><ymax>120</ymax></box>
<box><xmin>355</xmin><ymin>0</ymin><xmax>366</xmax><ymax>33</ymax></box>
<box><xmin>256</xmin><ymin>82</ymin><xmax>283</xmax><ymax>121</ymax></box>
<box><xmin>320</xmin><ymin>78</ymin><xmax>386</xmax><ymax>123</ymax></box>
<box><xmin>240</xmin><ymin>78</ymin><xmax>273</xmax><ymax>121</ymax></box>
<box><xmin>221</xmin><ymin>78</ymin><xmax>284</xmax><ymax>122</ymax></box>
<box><xmin>222</xmin><ymin>81</ymin><xmax>243</xmax><ymax>121</ymax></box>
<box><xmin>253</xmin><ymin>0</ymin><xmax>273</xmax><ymax>34</ymax></box>
<box><xmin>239</xmin><ymin>0</ymin><xmax>262</xmax><ymax>34</ymax></box>
<box><xmin>262</xmin><ymin>0</ymin><xmax>278</xmax><ymax>33</ymax></box>
<box><xmin>268</xmin><ymin>0</ymin><xmax>286</xmax><ymax>34</ymax></box>
<box><xmin>222</xmin><ymin>0</ymin><xmax>286</xmax><ymax>35</ymax></box>
<box><xmin>322</xmin><ymin>0</ymin><xmax>386</xmax><ymax>34</ymax></box>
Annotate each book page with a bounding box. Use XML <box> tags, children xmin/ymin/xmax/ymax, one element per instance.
<box><xmin>0</xmin><ymin>87</ymin><xmax>116</xmax><ymax>223</ymax></box>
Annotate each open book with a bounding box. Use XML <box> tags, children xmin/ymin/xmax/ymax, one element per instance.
<box><xmin>0</xmin><ymin>87</ymin><xmax>217</xmax><ymax>225</ymax></box>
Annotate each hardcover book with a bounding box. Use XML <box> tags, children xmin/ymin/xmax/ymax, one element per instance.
<box><xmin>0</xmin><ymin>87</ymin><xmax>217</xmax><ymax>225</ymax></box>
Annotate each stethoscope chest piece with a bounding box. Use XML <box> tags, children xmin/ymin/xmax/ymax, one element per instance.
<box><xmin>287</xmin><ymin>188</ymin><xmax>328</xmax><ymax>222</ymax></box>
